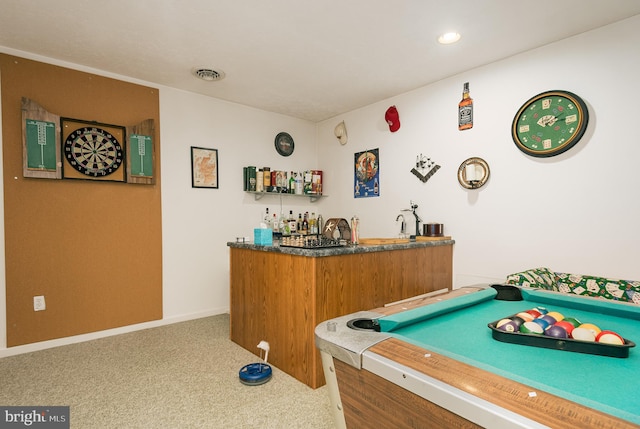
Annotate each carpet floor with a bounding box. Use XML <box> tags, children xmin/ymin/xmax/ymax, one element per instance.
<box><xmin>0</xmin><ymin>314</ymin><xmax>336</xmax><ymax>428</ymax></box>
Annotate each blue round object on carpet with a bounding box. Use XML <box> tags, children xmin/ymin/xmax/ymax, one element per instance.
<box><xmin>239</xmin><ymin>363</ymin><xmax>272</xmax><ymax>385</ymax></box>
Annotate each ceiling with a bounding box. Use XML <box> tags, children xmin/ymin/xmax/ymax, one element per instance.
<box><xmin>1</xmin><ymin>1</ymin><xmax>640</xmax><ymax>123</ymax></box>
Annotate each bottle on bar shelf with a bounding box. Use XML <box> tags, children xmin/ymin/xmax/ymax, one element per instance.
<box><xmin>302</xmin><ymin>212</ymin><xmax>309</xmax><ymax>234</ymax></box>
<box><xmin>309</xmin><ymin>212</ymin><xmax>317</xmax><ymax>234</ymax></box>
<box><xmin>288</xmin><ymin>210</ymin><xmax>297</xmax><ymax>234</ymax></box>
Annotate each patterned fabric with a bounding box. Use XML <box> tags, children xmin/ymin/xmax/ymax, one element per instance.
<box><xmin>555</xmin><ymin>272</ymin><xmax>640</xmax><ymax>304</ymax></box>
<box><xmin>505</xmin><ymin>268</ymin><xmax>640</xmax><ymax>304</ymax></box>
<box><xmin>504</xmin><ymin>267</ymin><xmax>557</xmax><ymax>291</ymax></box>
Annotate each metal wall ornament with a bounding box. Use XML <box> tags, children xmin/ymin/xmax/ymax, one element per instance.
<box><xmin>458</xmin><ymin>157</ymin><xmax>490</xmax><ymax>189</ymax></box>
<box><xmin>410</xmin><ymin>154</ymin><xmax>440</xmax><ymax>183</ymax></box>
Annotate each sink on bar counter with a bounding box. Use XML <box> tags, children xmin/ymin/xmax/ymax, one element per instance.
<box><xmin>227</xmin><ymin>236</ymin><xmax>454</xmax><ymax>388</ymax></box>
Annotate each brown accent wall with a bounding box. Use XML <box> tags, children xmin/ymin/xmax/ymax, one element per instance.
<box><xmin>1</xmin><ymin>54</ymin><xmax>162</xmax><ymax>347</ymax></box>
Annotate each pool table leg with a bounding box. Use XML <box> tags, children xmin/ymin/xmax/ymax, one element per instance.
<box><xmin>320</xmin><ymin>351</ymin><xmax>347</xmax><ymax>429</ymax></box>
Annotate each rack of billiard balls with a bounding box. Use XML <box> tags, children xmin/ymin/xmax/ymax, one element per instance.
<box><xmin>489</xmin><ymin>306</ymin><xmax>635</xmax><ymax>358</ymax></box>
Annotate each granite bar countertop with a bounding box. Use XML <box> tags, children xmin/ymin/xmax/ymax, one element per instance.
<box><xmin>227</xmin><ymin>238</ymin><xmax>455</xmax><ymax>257</ymax></box>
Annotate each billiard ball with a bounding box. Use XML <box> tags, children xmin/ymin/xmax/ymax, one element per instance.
<box><xmin>510</xmin><ymin>316</ymin><xmax>525</xmax><ymax>330</ymax></box>
<box><xmin>596</xmin><ymin>330</ymin><xmax>625</xmax><ymax>345</ymax></box>
<box><xmin>562</xmin><ymin>317</ymin><xmax>582</xmax><ymax>328</ymax></box>
<box><xmin>520</xmin><ymin>321</ymin><xmax>544</xmax><ymax>335</ymax></box>
<box><xmin>497</xmin><ymin>321</ymin><xmax>519</xmax><ymax>332</ymax></box>
<box><xmin>554</xmin><ymin>321</ymin><xmax>575</xmax><ymax>336</ymax></box>
<box><xmin>545</xmin><ymin>325</ymin><xmax>569</xmax><ymax>338</ymax></box>
<box><xmin>533</xmin><ymin>306</ymin><xmax>548</xmax><ymax>315</ymax></box>
<box><xmin>571</xmin><ymin>327</ymin><xmax>596</xmax><ymax>342</ymax></box>
<box><xmin>525</xmin><ymin>309</ymin><xmax>542</xmax><ymax>318</ymax></box>
<box><xmin>496</xmin><ymin>318</ymin><xmax>512</xmax><ymax>328</ymax></box>
<box><xmin>532</xmin><ymin>318</ymin><xmax>550</xmax><ymax>330</ymax></box>
<box><xmin>546</xmin><ymin>311</ymin><xmax>564</xmax><ymax>322</ymax></box>
<box><xmin>539</xmin><ymin>315</ymin><xmax>557</xmax><ymax>326</ymax></box>
<box><xmin>516</xmin><ymin>312</ymin><xmax>535</xmax><ymax>322</ymax></box>
<box><xmin>579</xmin><ymin>323</ymin><xmax>602</xmax><ymax>336</ymax></box>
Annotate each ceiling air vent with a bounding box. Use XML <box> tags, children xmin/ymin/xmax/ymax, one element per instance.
<box><xmin>192</xmin><ymin>68</ymin><xmax>225</xmax><ymax>81</ymax></box>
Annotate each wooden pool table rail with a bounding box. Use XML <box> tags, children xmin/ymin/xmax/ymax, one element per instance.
<box><xmin>359</xmin><ymin>337</ymin><xmax>636</xmax><ymax>429</ymax></box>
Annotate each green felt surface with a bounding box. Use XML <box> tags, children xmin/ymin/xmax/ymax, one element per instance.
<box><xmin>378</xmin><ymin>288</ymin><xmax>640</xmax><ymax>424</ymax></box>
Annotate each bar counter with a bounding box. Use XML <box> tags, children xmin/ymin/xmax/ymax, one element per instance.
<box><xmin>227</xmin><ymin>237</ymin><xmax>454</xmax><ymax>388</ymax></box>
<box><xmin>227</xmin><ymin>236</ymin><xmax>455</xmax><ymax>256</ymax></box>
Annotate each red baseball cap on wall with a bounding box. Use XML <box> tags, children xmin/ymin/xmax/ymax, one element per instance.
<box><xmin>385</xmin><ymin>106</ymin><xmax>400</xmax><ymax>132</ymax></box>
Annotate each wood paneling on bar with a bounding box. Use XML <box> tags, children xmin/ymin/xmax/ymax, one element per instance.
<box><xmin>229</xmin><ymin>243</ymin><xmax>453</xmax><ymax>388</ymax></box>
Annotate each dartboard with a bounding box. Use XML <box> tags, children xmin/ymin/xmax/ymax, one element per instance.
<box><xmin>64</xmin><ymin>126</ymin><xmax>124</xmax><ymax>177</ymax></box>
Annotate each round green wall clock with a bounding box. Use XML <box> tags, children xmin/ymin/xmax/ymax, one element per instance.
<box><xmin>511</xmin><ymin>90</ymin><xmax>589</xmax><ymax>157</ymax></box>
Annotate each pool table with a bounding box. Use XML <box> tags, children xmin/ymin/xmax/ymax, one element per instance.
<box><xmin>315</xmin><ymin>285</ymin><xmax>640</xmax><ymax>428</ymax></box>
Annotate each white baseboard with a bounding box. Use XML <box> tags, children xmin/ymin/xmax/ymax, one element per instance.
<box><xmin>0</xmin><ymin>307</ymin><xmax>229</xmax><ymax>358</ymax></box>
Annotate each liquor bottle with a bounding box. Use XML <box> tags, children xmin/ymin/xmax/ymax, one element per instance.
<box><xmin>289</xmin><ymin>171</ymin><xmax>295</xmax><ymax>194</ymax></box>
<box><xmin>288</xmin><ymin>210</ymin><xmax>297</xmax><ymax>233</ymax></box>
<box><xmin>272</xmin><ymin>213</ymin><xmax>279</xmax><ymax>233</ymax></box>
<box><xmin>317</xmin><ymin>214</ymin><xmax>323</xmax><ymax>236</ymax></box>
<box><xmin>264</xmin><ymin>207</ymin><xmax>270</xmax><ymax>228</ymax></box>
<box><xmin>280</xmin><ymin>211</ymin><xmax>288</xmax><ymax>235</ymax></box>
<box><xmin>302</xmin><ymin>212</ymin><xmax>309</xmax><ymax>234</ymax></box>
<box><xmin>295</xmin><ymin>172</ymin><xmax>303</xmax><ymax>195</ymax></box>
<box><xmin>309</xmin><ymin>212</ymin><xmax>317</xmax><ymax>235</ymax></box>
<box><xmin>297</xmin><ymin>213</ymin><xmax>303</xmax><ymax>232</ymax></box>
<box><xmin>458</xmin><ymin>82</ymin><xmax>473</xmax><ymax>130</ymax></box>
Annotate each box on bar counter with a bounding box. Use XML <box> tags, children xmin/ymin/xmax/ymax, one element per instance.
<box><xmin>254</xmin><ymin>228</ymin><xmax>273</xmax><ymax>246</ymax></box>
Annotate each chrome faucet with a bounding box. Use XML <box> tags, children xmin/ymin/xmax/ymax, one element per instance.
<box><xmin>396</xmin><ymin>214</ymin><xmax>406</xmax><ymax>237</ymax></box>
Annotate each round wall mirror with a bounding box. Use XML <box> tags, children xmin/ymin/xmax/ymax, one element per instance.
<box><xmin>458</xmin><ymin>157</ymin><xmax>490</xmax><ymax>189</ymax></box>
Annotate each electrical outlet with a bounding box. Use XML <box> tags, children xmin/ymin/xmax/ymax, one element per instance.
<box><xmin>33</xmin><ymin>295</ymin><xmax>46</xmax><ymax>311</ymax></box>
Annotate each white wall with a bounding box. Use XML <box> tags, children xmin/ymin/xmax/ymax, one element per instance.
<box><xmin>316</xmin><ymin>15</ymin><xmax>640</xmax><ymax>287</ymax></box>
<box><xmin>2</xmin><ymin>15</ymin><xmax>639</xmax><ymax>355</ymax></box>
<box><xmin>159</xmin><ymin>89</ymin><xmax>317</xmax><ymax>320</ymax></box>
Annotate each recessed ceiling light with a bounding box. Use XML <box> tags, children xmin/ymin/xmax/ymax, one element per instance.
<box><xmin>192</xmin><ymin>67</ymin><xmax>225</xmax><ymax>81</ymax></box>
<box><xmin>437</xmin><ymin>32</ymin><xmax>461</xmax><ymax>45</ymax></box>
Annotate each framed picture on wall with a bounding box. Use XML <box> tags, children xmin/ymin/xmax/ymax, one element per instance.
<box><xmin>354</xmin><ymin>148</ymin><xmax>379</xmax><ymax>198</ymax></box>
<box><xmin>191</xmin><ymin>146</ymin><xmax>219</xmax><ymax>189</ymax></box>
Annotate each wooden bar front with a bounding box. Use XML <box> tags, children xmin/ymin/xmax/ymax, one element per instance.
<box><xmin>229</xmin><ymin>241</ymin><xmax>453</xmax><ymax>388</ymax></box>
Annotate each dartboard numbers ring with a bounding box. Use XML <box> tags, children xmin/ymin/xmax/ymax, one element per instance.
<box><xmin>64</xmin><ymin>127</ymin><xmax>123</xmax><ymax>176</ymax></box>
<box><xmin>61</xmin><ymin>119</ymin><xmax>126</xmax><ymax>182</ymax></box>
